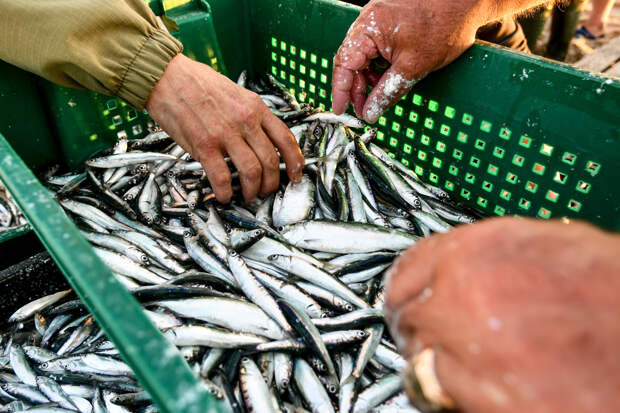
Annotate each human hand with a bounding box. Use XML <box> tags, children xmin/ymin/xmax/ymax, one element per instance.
<box><xmin>385</xmin><ymin>217</ymin><xmax>620</xmax><ymax>413</ymax></box>
<box><xmin>146</xmin><ymin>54</ymin><xmax>304</xmax><ymax>203</ymax></box>
<box><xmin>332</xmin><ymin>0</ymin><xmax>487</xmax><ymax>123</ymax></box>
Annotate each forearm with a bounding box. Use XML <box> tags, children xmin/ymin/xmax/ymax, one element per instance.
<box><xmin>477</xmin><ymin>0</ymin><xmax>555</xmax><ymax>23</ymax></box>
<box><xmin>0</xmin><ymin>0</ymin><xmax>182</xmax><ymax>109</ymax></box>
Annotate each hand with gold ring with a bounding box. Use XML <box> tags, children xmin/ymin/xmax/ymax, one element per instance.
<box><xmin>385</xmin><ymin>217</ymin><xmax>620</xmax><ymax>413</ymax></box>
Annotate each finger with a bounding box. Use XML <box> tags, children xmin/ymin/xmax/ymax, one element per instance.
<box><xmin>224</xmin><ymin>136</ymin><xmax>262</xmax><ymax>202</ymax></box>
<box><xmin>350</xmin><ymin>71</ymin><xmax>367</xmax><ymax>117</ymax></box>
<box><xmin>385</xmin><ymin>234</ymin><xmax>447</xmax><ymax>318</ymax></box>
<box><xmin>362</xmin><ymin>58</ymin><xmax>418</xmax><ymax>123</ymax></box>
<box><xmin>332</xmin><ymin>35</ymin><xmax>380</xmax><ymax>114</ymax></box>
<box><xmin>243</xmin><ymin>127</ymin><xmax>281</xmax><ymax>197</ymax></box>
<box><xmin>435</xmin><ymin>349</ymin><xmax>502</xmax><ymax>412</ymax></box>
<box><xmin>261</xmin><ymin>110</ymin><xmax>304</xmax><ymax>183</ymax></box>
<box><xmin>199</xmin><ymin>148</ymin><xmax>233</xmax><ymax>203</ymax></box>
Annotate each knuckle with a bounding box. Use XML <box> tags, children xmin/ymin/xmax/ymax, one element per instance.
<box><xmin>211</xmin><ymin>171</ymin><xmax>230</xmax><ymax>188</ymax></box>
<box><xmin>243</xmin><ymin>161</ymin><xmax>262</xmax><ymax>181</ymax></box>
<box><xmin>264</xmin><ymin>151</ymin><xmax>281</xmax><ymax>171</ymax></box>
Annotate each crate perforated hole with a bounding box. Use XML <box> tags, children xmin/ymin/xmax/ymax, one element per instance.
<box><xmin>280</xmin><ymin>70</ymin><xmax>286</xmax><ymax>80</ymax></box>
<box><xmin>567</xmin><ymin>200</ymin><xmax>582</xmax><ymax>212</ymax></box>
<box><xmin>577</xmin><ymin>180</ymin><xmax>591</xmax><ymax>194</ymax></box>
<box><xmin>444</xmin><ymin>106</ymin><xmax>455</xmax><ymax>119</ymax></box>
<box><xmin>553</xmin><ymin>171</ymin><xmax>567</xmax><ymax>184</ymax></box>
<box><xmin>546</xmin><ymin>190</ymin><xmax>559</xmax><ymax>202</ymax></box>
<box><xmin>499</xmin><ymin>127</ymin><xmax>512</xmax><ymax>140</ymax></box>
<box><xmin>487</xmin><ymin>164</ymin><xmax>499</xmax><ymax>176</ymax></box>
<box><xmin>310</xmin><ymin>53</ymin><xmax>317</xmax><ymax>64</ymax></box>
<box><xmin>406</xmin><ymin>128</ymin><xmax>415</xmax><ymax>139</ymax></box>
<box><xmin>280</xmin><ymin>40</ymin><xmax>287</xmax><ymax>51</ymax></box>
<box><xmin>389</xmin><ymin>137</ymin><xmax>398</xmax><ymax>148</ymax></box>
<box><xmin>300</xmin><ymin>49</ymin><xmax>307</xmax><ymax>59</ymax></box>
<box><xmin>290</xmin><ymin>45</ymin><xmax>297</xmax><ymax>55</ymax></box>
<box><xmin>116</xmin><ymin>130</ymin><xmax>127</xmax><ymax>139</ymax></box>
<box><xmin>415</xmin><ymin>166</ymin><xmax>424</xmax><ymax>176</ymax></box>
<box><xmin>436</xmin><ymin>141</ymin><xmax>446</xmax><ymax>152</ymax></box>
<box><xmin>392</xmin><ymin>122</ymin><xmax>401</xmax><ymax>132</ymax></box>
<box><xmin>586</xmin><ymin>161</ymin><xmax>601</xmax><ymax>176</ymax></box>
<box><xmin>432</xmin><ymin>157</ymin><xmax>442</xmax><ymax>169</ymax></box>
<box><xmin>377</xmin><ymin>131</ymin><xmax>385</xmax><ymax>141</ymax></box>
<box><xmin>403</xmin><ymin>144</ymin><xmax>412</xmax><ymax>154</ymax></box>
<box><xmin>418</xmin><ymin>151</ymin><xmax>427</xmax><ymax>161</ymax></box>
<box><xmin>429</xmin><ymin>173</ymin><xmax>439</xmax><ymax>183</ymax></box>
<box><xmin>538</xmin><ymin>207</ymin><xmax>551</xmax><ymax>219</ymax></box>
<box><xmin>494</xmin><ymin>205</ymin><xmax>506</xmax><ymax>215</ymax></box>
<box><xmin>519</xmin><ymin>198</ymin><xmax>531</xmax><ymax>210</ymax></box>
<box><xmin>445</xmin><ymin>181</ymin><xmax>455</xmax><ymax>191</ymax></box>
<box><xmin>388</xmin><ymin>152</ymin><xmax>396</xmax><ymax>159</ymax></box>
<box><xmin>394</xmin><ymin>105</ymin><xmax>404</xmax><ymax>116</ymax></box>
<box><xmin>449</xmin><ymin>165</ymin><xmax>459</xmax><ymax>176</ymax></box>
<box><xmin>106</xmin><ymin>100</ymin><xmax>118</xmax><ymax>110</ymax></box>
<box><xmin>424</xmin><ymin>118</ymin><xmax>434</xmax><ymax>130</ymax></box>
<box><xmin>440</xmin><ymin>125</ymin><xmax>451</xmax><ymax>136</ymax></box>
<box><xmin>89</xmin><ymin>134</ymin><xmax>98</xmax><ymax>141</ymax></box>
<box><xmin>309</xmin><ymin>68</ymin><xmax>316</xmax><ymax>79</ymax></box>
<box><xmin>540</xmin><ymin>144</ymin><xmax>553</xmax><ymax>156</ymax></box>
<box><xmin>401</xmin><ymin>159</ymin><xmax>410</xmax><ymax>166</ymax></box>
<box><xmin>465</xmin><ymin>173</ymin><xmax>475</xmax><ymax>184</ymax></box>
<box><xmin>477</xmin><ymin>197</ymin><xmax>488</xmax><ymax>208</ymax></box>
<box><xmin>532</xmin><ymin>163</ymin><xmax>545</xmax><ymax>175</ymax></box>
<box><xmin>271</xmin><ymin>66</ymin><xmax>277</xmax><ymax>75</ymax></box>
<box><xmin>457</xmin><ymin>132</ymin><xmax>468</xmax><ymax>143</ymax></box>
<box><xmin>469</xmin><ymin>156</ymin><xmax>480</xmax><ymax>168</ymax></box>
<box><xmin>280</xmin><ymin>56</ymin><xmax>287</xmax><ymax>66</ymax></box>
<box><xmin>131</xmin><ymin>125</ymin><xmax>142</xmax><ymax>135</ymax></box>
<box><xmin>299</xmin><ymin>64</ymin><xmax>306</xmax><ymax>74</ymax></box>
<box><xmin>453</xmin><ymin>149</ymin><xmax>463</xmax><ymax>160</ymax></box>
<box><xmin>428</xmin><ymin>100</ymin><xmax>439</xmax><ymax>112</ymax></box>
<box><xmin>321</xmin><ymin>58</ymin><xmax>329</xmax><ymax>68</ymax></box>
<box><xmin>480</xmin><ymin>120</ymin><xmax>492</xmax><ymax>133</ymax></box>
<box><xmin>493</xmin><ymin>147</ymin><xmax>505</xmax><ymax>158</ymax></box>
<box><xmin>500</xmin><ymin>189</ymin><xmax>511</xmax><ymax>201</ymax></box>
<box><xmin>506</xmin><ymin>172</ymin><xmax>518</xmax><ymax>184</ymax></box>
<box><xmin>512</xmin><ymin>154</ymin><xmax>525</xmax><ymax>167</ymax></box>
<box><xmin>413</xmin><ymin>94</ymin><xmax>423</xmax><ymax>106</ymax></box>
<box><xmin>299</xmin><ymin>79</ymin><xmax>305</xmax><ymax>89</ymax></box>
<box><xmin>126</xmin><ymin>110</ymin><xmax>138</xmax><ymax>122</ymax></box>
<box><xmin>526</xmin><ymin>181</ymin><xmax>538</xmax><ymax>193</ymax></box>
<box><xmin>461</xmin><ymin>189</ymin><xmax>471</xmax><ymax>200</ymax></box>
<box><xmin>562</xmin><ymin>152</ymin><xmax>577</xmax><ymax>165</ymax></box>
<box><xmin>519</xmin><ymin>135</ymin><xmax>532</xmax><ymax>148</ymax></box>
<box><xmin>320</xmin><ymin>74</ymin><xmax>327</xmax><ymax>84</ymax></box>
<box><xmin>421</xmin><ymin>135</ymin><xmax>431</xmax><ymax>146</ymax></box>
<box><xmin>289</xmin><ymin>60</ymin><xmax>296</xmax><ymax>70</ymax></box>
<box><xmin>378</xmin><ymin>117</ymin><xmax>387</xmax><ymax>126</ymax></box>
<box><xmin>112</xmin><ymin>115</ymin><xmax>123</xmax><ymax>126</ymax></box>
<box><xmin>409</xmin><ymin>111</ymin><xmax>419</xmax><ymax>123</ymax></box>
<box><xmin>475</xmin><ymin>139</ymin><xmax>486</xmax><ymax>150</ymax></box>
<box><xmin>462</xmin><ymin>113</ymin><xmax>473</xmax><ymax>125</ymax></box>
<box><xmin>482</xmin><ymin>181</ymin><xmax>493</xmax><ymax>192</ymax></box>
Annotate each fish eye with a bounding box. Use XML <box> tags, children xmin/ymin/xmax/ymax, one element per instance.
<box><xmin>328</xmin><ymin>385</ymin><xmax>337</xmax><ymax>393</ymax></box>
<box><xmin>357</xmin><ymin>331</ymin><xmax>366</xmax><ymax>338</ymax></box>
<box><xmin>183</xmin><ymin>231</ymin><xmax>192</xmax><ymax>238</ymax></box>
<box><xmin>281</xmin><ymin>379</ymin><xmax>289</xmax><ymax>388</ymax></box>
<box><xmin>241</xmin><ymin>357</ymin><xmax>250</xmax><ymax>362</ymax></box>
<box><xmin>277</xmin><ymin>226</ymin><xmax>284</xmax><ymax>232</ymax></box>
<box><xmin>40</xmin><ymin>362</ymin><xmax>48</xmax><ymax>369</ymax></box>
<box><xmin>345</xmin><ymin>304</ymin><xmax>354</xmax><ymax>311</ymax></box>
<box><xmin>141</xmin><ymin>255</ymin><xmax>149</xmax><ymax>263</ymax></box>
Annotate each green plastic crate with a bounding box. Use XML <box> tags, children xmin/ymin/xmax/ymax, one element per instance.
<box><xmin>0</xmin><ymin>0</ymin><xmax>619</xmax><ymax>412</ymax></box>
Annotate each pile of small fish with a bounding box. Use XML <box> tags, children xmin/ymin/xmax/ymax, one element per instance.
<box><xmin>0</xmin><ymin>181</ymin><xmax>27</xmax><ymax>232</ymax></box>
<box><xmin>0</xmin><ymin>72</ymin><xmax>478</xmax><ymax>413</ymax></box>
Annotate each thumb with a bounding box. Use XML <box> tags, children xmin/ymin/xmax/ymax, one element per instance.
<box><xmin>361</xmin><ymin>58</ymin><xmax>419</xmax><ymax>123</ymax></box>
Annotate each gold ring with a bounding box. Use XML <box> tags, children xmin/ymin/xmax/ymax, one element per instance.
<box><xmin>402</xmin><ymin>347</ymin><xmax>456</xmax><ymax>411</ymax></box>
